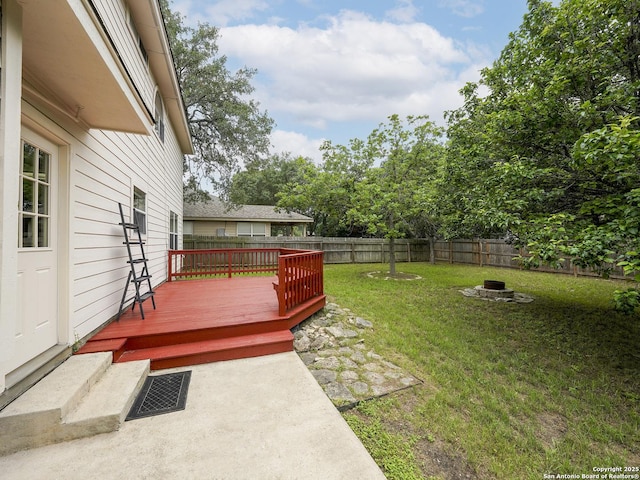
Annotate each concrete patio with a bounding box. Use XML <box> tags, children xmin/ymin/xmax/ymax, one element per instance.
<box><xmin>0</xmin><ymin>352</ymin><xmax>385</xmax><ymax>479</ymax></box>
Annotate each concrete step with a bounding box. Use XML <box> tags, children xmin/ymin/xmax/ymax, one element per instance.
<box><xmin>61</xmin><ymin>360</ymin><xmax>149</xmax><ymax>441</ymax></box>
<box><xmin>0</xmin><ymin>352</ymin><xmax>149</xmax><ymax>456</ymax></box>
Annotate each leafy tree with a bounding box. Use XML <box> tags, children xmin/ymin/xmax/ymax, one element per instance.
<box><xmin>349</xmin><ymin>115</ymin><xmax>444</xmax><ymax>274</ymax></box>
<box><xmin>277</xmin><ymin>139</ymin><xmax>374</xmax><ymax>236</ymax></box>
<box><xmin>442</xmin><ymin>0</ymin><xmax>640</xmax><ymax>312</ymax></box>
<box><xmin>226</xmin><ymin>153</ymin><xmax>313</xmax><ymax>206</ymax></box>
<box><xmin>160</xmin><ymin>0</ymin><xmax>274</xmax><ymax>200</ymax></box>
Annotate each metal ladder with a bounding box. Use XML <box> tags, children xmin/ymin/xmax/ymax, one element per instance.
<box><xmin>117</xmin><ymin>202</ymin><xmax>156</xmax><ymax>319</ymax></box>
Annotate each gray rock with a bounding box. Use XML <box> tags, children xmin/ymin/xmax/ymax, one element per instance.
<box><xmin>340</xmin><ymin>370</ymin><xmax>359</xmax><ymax>381</ymax></box>
<box><xmin>382</xmin><ymin>360</ymin><xmax>400</xmax><ymax>370</ymax></box>
<box><xmin>309</xmin><ymin>335</ymin><xmax>328</xmax><ymax>350</ymax></box>
<box><xmin>363</xmin><ymin>372</ymin><xmax>386</xmax><ymax>385</ymax></box>
<box><xmin>341</xmin><ymin>358</ymin><xmax>358</xmax><ymax>369</ymax></box>
<box><xmin>351</xmin><ymin>382</ymin><xmax>370</xmax><ymax>395</ymax></box>
<box><xmin>343</xmin><ymin>329</ymin><xmax>358</xmax><ymax>338</ymax></box>
<box><xmin>351</xmin><ymin>351</ymin><xmax>367</xmax><ymax>364</ymax></box>
<box><xmin>401</xmin><ymin>376</ymin><xmax>419</xmax><ymax>386</ymax></box>
<box><xmin>367</xmin><ymin>351</ymin><xmax>383</xmax><ymax>360</ymax></box>
<box><xmin>311</xmin><ymin>369</ymin><xmax>337</xmax><ymax>385</ymax></box>
<box><xmin>293</xmin><ymin>334</ymin><xmax>311</xmax><ymax>352</ymax></box>
<box><xmin>298</xmin><ymin>352</ymin><xmax>317</xmax><ymax>366</ymax></box>
<box><xmin>324</xmin><ymin>382</ymin><xmax>356</xmax><ymax>402</ymax></box>
<box><xmin>371</xmin><ymin>384</ymin><xmax>392</xmax><ymax>396</ymax></box>
<box><xmin>326</xmin><ymin>325</ymin><xmax>346</xmax><ymax>338</ymax></box>
<box><xmin>363</xmin><ymin>363</ymin><xmax>381</xmax><ymax>372</ymax></box>
<box><xmin>314</xmin><ymin>356</ymin><xmax>340</xmax><ymax>369</ymax></box>
<box><xmin>319</xmin><ymin>348</ymin><xmax>339</xmax><ymax>357</ymax></box>
<box><xmin>314</xmin><ymin>317</ymin><xmax>331</xmax><ymax>327</ymax></box>
<box><xmin>355</xmin><ymin>317</ymin><xmax>373</xmax><ymax>328</ymax></box>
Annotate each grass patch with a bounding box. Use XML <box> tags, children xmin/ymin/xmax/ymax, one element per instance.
<box><xmin>344</xmin><ymin>398</ymin><xmax>424</xmax><ymax>479</ymax></box>
<box><xmin>328</xmin><ymin>263</ymin><xmax>640</xmax><ymax>479</ymax></box>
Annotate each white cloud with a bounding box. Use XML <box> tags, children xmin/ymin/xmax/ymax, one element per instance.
<box><xmin>270</xmin><ymin>130</ymin><xmax>325</xmax><ymax>163</ymax></box>
<box><xmin>385</xmin><ymin>0</ymin><xmax>420</xmax><ymax>23</ymax></box>
<box><xmin>438</xmin><ymin>0</ymin><xmax>485</xmax><ymax>18</ymax></box>
<box><xmin>218</xmin><ymin>10</ymin><xmax>481</xmax><ymax>133</ymax></box>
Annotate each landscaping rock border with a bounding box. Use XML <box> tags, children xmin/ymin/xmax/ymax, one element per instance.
<box><xmin>459</xmin><ymin>286</ymin><xmax>534</xmax><ymax>303</ymax></box>
<box><xmin>294</xmin><ymin>302</ymin><xmax>422</xmax><ymax>410</ymax></box>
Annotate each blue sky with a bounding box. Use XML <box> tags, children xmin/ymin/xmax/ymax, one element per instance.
<box><xmin>171</xmin><ymin>0</ymin><xmax>532</xmax><ymax>162</ymax></box>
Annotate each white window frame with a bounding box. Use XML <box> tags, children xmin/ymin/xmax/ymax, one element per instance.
<box><xmin>154</xmin><ymin>91</ymin><xmax>165</xmax><ymax>143</ymax></box>
<box><xmin>169</xmin><ymin>211</ymin><xmax>179</xmax><ymax>250</ymax></box>
<box><xmin>125</xmin><ymin>4</ymin><xmax>149</xmax><ymax>67</ymax></box>
<box><xmin>133</xmin><ymin>187</ymin><xmax>147</xmax><ymax>235</ymax></box>
<box><xmin>19</xmin><ymin>140</ymin><xmax>52</xmax><ymax>248</ymax></box>
<box><xmin>237</xmin><ymin>222</ymin><xmax>266</xmax><ymax>237</ymax></box>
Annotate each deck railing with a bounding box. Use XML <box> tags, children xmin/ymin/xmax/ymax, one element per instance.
<box><xmin>167</xmin><ymin>248</ymin><xmax>324</xmax><ymax>315</ymax></box>
<box><xmin>275</xmin><ymin>249</ymin><xmax>324</xmax><ymax>316</ymax></box>
<box><xmin>168</xmin><ymin>248</ymin><xmax>280</xmax><ymax>279</ymax></box>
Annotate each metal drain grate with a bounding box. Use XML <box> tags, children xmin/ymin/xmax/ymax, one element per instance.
<box><xmin>126</xmin><ymin>371</ymin><xmax>191</xmax><ymax>421</ymax></box>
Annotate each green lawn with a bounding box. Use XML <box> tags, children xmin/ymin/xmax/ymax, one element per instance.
<box><xmin>325</xmin><ymin>263</ymin><xmax>640</xmax><ymax>479</ymax></box>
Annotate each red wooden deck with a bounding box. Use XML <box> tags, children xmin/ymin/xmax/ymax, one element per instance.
<box><xmin>76</xmin><ymin>276</ymin><xmax>326</xmax><ymax>370</ymax></box>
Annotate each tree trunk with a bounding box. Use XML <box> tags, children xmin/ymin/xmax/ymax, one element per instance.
<box><xmin>389</xmin><ymin>237</ymin><xmax>396</xmax><ymax>275</ymax></box>
<box><xmin>429</xmin><ymin>236</ymin><xmax>435</xmax><ymax>264</ymax></box>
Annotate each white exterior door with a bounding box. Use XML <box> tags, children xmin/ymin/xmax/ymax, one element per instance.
<box><xmin>10</xmin><ymin>130</ymin><xmax>59</xmax><ymax>372</ymax></box>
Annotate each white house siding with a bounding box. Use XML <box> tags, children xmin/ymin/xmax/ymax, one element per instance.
<box><xmin>62</xmin><ymin>0</ymin><xmax>183</xmax><ymax>338</ymax></box>
<box><xmin>18</xmin><ymin>100</ymin><xmax>182</xmax><ymax>342</ymax></box>
<box><xmin>193</xmin><ymin>221</ymin><xmax>238</xmax><ymax>237</ymax></box>
<box><xmin>0</xmin><ymin>0</ymin><xmax>191</xmax><ymax>397</ymax></box>
<box><xmin>17</xmin><ymin>0</ymin><xmax>186</xmax><ymax>341</ymax></box>
<box><xmin>69</xmin><ymin>124</ymin><xmax>183</xmax><ymax>339</ymax></box>
<box><xmin>93</xmin><ymin>0</ymin><xmax>155</xmax><ymax>110</ymax></box>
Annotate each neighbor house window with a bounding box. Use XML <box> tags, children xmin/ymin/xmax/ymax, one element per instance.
<box><xmin>19</xmin><ymin>140</ymin><xmax>51</xmax><ymax>248</ymax></box>
<box><xmin>237</xmin><ymin>222</ymin><xmax>266</xmax><ymax>237</ymax></box>
<box><xmin>154</xmin><ymin>91</ymin><xmax>164</xmax><ymax>142</ymax></box>
<box><xmin>169</xmin><ymin>211</ymin><xmax>178</xmax><ymax>249</ymax></box>
<box><xmin>133</xmin><ymin>187</ymin><xmax>146</xmax><ymax>235</ymax></box>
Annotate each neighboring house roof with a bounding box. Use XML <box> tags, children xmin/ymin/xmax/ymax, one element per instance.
<box><xmin>184</xmin><ymin>199</ymin><xmax>312</xmax><ymax>223</ymax></box>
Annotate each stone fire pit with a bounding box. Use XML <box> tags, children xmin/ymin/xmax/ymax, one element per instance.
<box><xmin>460</xmin><ymin>280</ymin><xmax>533</xmax><ymax>303</ymax></box>
<box><xmin>476</xmin><ymin>279</ymin><xmax>515</xmax><ymax>299</ymax></box>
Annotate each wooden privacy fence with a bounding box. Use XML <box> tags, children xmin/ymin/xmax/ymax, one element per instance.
<box><xmin>167</xmin><ymin>248</ymin><xmax>324</xmax><ymax>316</ymax></box>
<box><xmin>433</xmin><ymin>238</ymin><xmax>630</xmax><ymax>280</ymax></box>
<box><xmin>182</xmin><ymin>235</ymin><xmax>431</xmax><ymax>264</ymax></box>
<box><xmin>179</xmin><ymin>236</ymin><xmax>630</xmax><ymax>280</ymax></box>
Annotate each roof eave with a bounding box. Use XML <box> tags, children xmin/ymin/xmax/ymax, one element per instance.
<box><xmin>128</xmin><ymin>0</ymin><xmax>194</xmax><ymax>154</ymax></box>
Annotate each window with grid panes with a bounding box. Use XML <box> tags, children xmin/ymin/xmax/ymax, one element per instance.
<box><xmin>133</xmin><ymin>187</ymin><xmax>146</xmax><ymax>235</ymax></box>
<box><xmin>169</xmin><ymin>211</ymin><xmax>178</xmax><ymax>249</ymax></box>
<box><xmin>19</xmin><ymin>141</ymin><xmax>51</xmax><ymax>248</ymax></box>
